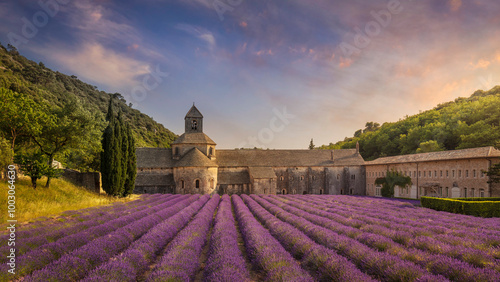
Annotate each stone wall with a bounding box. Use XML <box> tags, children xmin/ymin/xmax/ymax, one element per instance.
<box><xmin>365</xmin><ymin>159</ymin><xmax>494</xmax><ymax>198</ymax></box>
<box><xmin>62</xmin><ymin>169</ymin><xmax>102</xmax><ymax>194</ymax></box>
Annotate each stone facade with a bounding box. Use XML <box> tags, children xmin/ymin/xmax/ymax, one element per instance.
<box><xmin>365</xmin><ymin>147</ymin><xmax>500</xmax><ymax>199</ymax></box>
<box><xmin>135</xmin><ymin>105</ymin><xmax>500</xmax><ymax>197</ymax></box>
<box><xmin>135</xmin><ymin>105</ymin><xmax>366</xmax><ymax>195</ymax></box>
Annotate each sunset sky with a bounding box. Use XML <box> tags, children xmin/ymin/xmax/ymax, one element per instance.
<box><xmin>1</xmin><ymin>0</ymin><xmax>499</xmax><ymax>149</ymax></box>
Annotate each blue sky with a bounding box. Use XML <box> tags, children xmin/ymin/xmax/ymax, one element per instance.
<box><xmin>1</xmin><ymin>0</ymin><xmax>499</xmax><ymax>149</ymax></box>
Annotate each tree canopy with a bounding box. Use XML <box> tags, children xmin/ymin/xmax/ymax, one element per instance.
<box><xmin>319</xmin><ymin>86</ymin><xmax>500</xmax><ymax>160</ymax></box>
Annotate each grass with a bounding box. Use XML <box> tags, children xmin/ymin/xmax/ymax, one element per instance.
<box><xmin>0</xmin><ymin>175</ymin><xmax>138</xmax><ymax>226</ymax></box>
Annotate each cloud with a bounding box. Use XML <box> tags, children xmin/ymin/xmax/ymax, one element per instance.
<box><xmin>38</xmin><ymin>42</ymin><xmax>150</xmax><ymax>90</ymax></box>
<box><xmin>448</xmin><ymin>0</ymin><xmax>462</xmax><ymax>12</ymax></box>
<box><xmin>175</xmin><ymin>24</ymin><xmax>217</xmax><ymax>51</ymax></box>
<box><xmin>471</xmin><ymin>59</ymin><xmax>491</xmax><ymax>69</ymax></box>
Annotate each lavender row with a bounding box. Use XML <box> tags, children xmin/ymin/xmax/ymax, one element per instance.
<box><xmin>1</xmin><ymin>193</ymin><xmax>163</xmax><ymax>241</ymax></box>
<box><xmin>242</xmin><ymin>195</ymin><xmax>374</xmax><ymax>281</ymax></box>
<box><xmin>2</xmin><ymin>194</ymin><xmax>191</xmax><ymax>280</ymax></box>
<box><xmin>232</xmin><ymin>195</ymin><xmax>314</xmax><ymax>281</ymax></box>
<box><xmin>23</xmin><ymin>195</ymin><xmax>200</xmax><ymax>281</ymax></box>
<box><xmin>257</xmin><ymin>195</ymin><xmax>447</xmax><ymax>281</ymax></box>
<box><xmin>264</xmin><ymin>195</ymin><xmax>500</xmax><ymax>281</ymax></box>
<box><xmin>288</xmin><ymin>195</ymin><xmax>500</xmax><ymax>250</ymax></box>
<box><xmin>203</xmin><ymin>195</ymin><xmax>251</xmax><ymax>281</ymax></box>
<box><xmin>310</xmin><ymin>195</ymin><xmax>500</xmax><ymax>235</ymax></box>
<box><xmin>0</xmin><ymin>194</ymin><xmax>176</xmax><ymax>261</ymax></box>
<box><xmin>81</xmin><ymin>195</ymin><xmax>211</xmax><ymax>281</ymax></box>
<box><xmin>146</xmin><ymin>195</ymin><xmax>221</xmax><ymax>281</ymax></box>
<box><xmin>279</xmin><ymin>196</ymin><xmax>498</xmax><ymax>268</ymax></box>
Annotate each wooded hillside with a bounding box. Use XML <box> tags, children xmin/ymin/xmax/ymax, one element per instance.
<box><xmin>0</xmin><ymin>44</ymin><xmax>177</xmax><ymax>149</ymax></box>
<box><xmin>319</xmin><ymin>86</ymin><xmax>500</xmax><ymax>160</ymax></box>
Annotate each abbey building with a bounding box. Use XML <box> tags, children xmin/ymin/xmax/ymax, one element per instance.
<box><xmin>135</xmin><ymin>105</ymin><xmax>500</xmax><ymax>198</ymax></box>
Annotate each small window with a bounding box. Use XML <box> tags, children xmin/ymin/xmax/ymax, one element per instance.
<box><xmin>419</xmin><ymin>171</ymin><xmax>421</xmax><ymax>177</ymax></box>
<box><xmin>452</xmin><ymin>170</ymin><xmax>455</xmax><ymax>178</ymax></box>
<box><xmin>466</xmin><ymin>170</ymin><xmax>469</xmax><ymax>178</ymax></box>
<box><xmin>195</xmin><ymin>179</ymin><xmax>200</xmax><ymax>189</ymax></box>
<box><xmin>440</xmin><ymin>170</ymin><xmax>443</xmax><ymax>177</ymax></box>
<box><xmin>464</xmin><ymin>188</ymin><xmax>467</xmax><ymax>198</ymax></box>
<box><xmin>181</xmin><ymin>180</ymin><xmax>185</xmax><ymax>189</ymax></box>
<box><xmin>480</xmin><ymin>189</ymin><xmax>485</xmax><ymax>197</ymax></box>
<box><xmin>300</xmin><ymin>176</ymin><xmax>304</xmax><ymax>181</ymax></box>
<box><xmin>473</xmin><ymin>170</ymin><xmax>476</xmax><ymax>178</ymax></box>
<box><xmin>423</xmin><ymin>171</ymin><xmax>426</xmax><ymax>178</ymax></box>
<box><xmin>319</xmin><ymin>189</ymin><xmax>323</xmax><ymax>195</ymax></box>
<box><xmin>337</xmin><ymin>174</ymin><xmax>340</xmax><ymax>180</ymax></box>
<box><xmin>191</xmin><ymin>119</ymin><xmax>198</xmax><ymax>130</ymax></box>
<box><xmin>459</xmin><ymin>170</ymin><xmax>462</xmax><ymax>178</ymax></box>
<box><xmin>434</xmin><ymin>171</ymin><xmax>437</xmax><ymax>177</ymax></box>
<box><xmin>280</xmin><ymin>176</ymin><xmax>284</xmax><ymax>181</ymax></box>
<box><xmin>446</xmin><ymin>170</ymin><xmax>449</xmax><ymax>177</ymax></box>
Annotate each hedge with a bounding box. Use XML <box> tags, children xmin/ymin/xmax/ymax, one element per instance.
<box><xmin>420</xmin><ymin>197</ymin><xmax>500</xmax><ymax>218</ymax></box>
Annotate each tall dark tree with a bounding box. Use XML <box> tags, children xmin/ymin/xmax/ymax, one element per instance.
<box><xmin>101</xmin><ymin>98</ymin><xmax>116</xmax><ymax>195</ymax></box>
<box><xmin>110</xmin><ymin>116</ymin><xmax>123</xmax><ymax>196</ymax></box>
<box><xmin>118</xmin><ymin>112</ymin><xmax>128</xmax><ymax>194</ymax></box>
<box><xmin>123</xmin><ymin>124</ymin><xmax>136</xmax><ymax>197</ymax></box>
<box><xmin>309</xmin><ymin>138</ymin><xmax>315</xmax><ymax>150</ymax></box>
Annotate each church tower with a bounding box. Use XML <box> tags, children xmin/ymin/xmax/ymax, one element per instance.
<box><xmin>185</xmin><ymin>104</ymin><xmax>203</xmax><ymax>133</ymax></box>
<box><xmin>172</xmin><ymin>104</ymin><xmax>218</xmax><ymax>195</ymax></box>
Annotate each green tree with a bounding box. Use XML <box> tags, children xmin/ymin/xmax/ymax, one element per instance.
<box><xmin>118</xmin><ymin>112</ymin><xmax>128</xmax><ymax>193</ymax></box>
<box><xmin>0</xmin><ymin>88</ymin><xmax>45</xmax><ymax>155</ymax></box>
<box><xmin>375</xmin><ymin>170</ymin><xmax>412</xmax><ymax>198</ymax></box>
<box><xmin>31</xmin><ymin>97</ymin><xmax>100</xmax><ymax>188</ymax></box>
<box><xmin>0</xmin><ymin>137</ymin><xmax>13</xmax><ymax>179</ymax></box>
<box><xmin>309</xmin><ymin>138</ymin><xmax>315</xmax><ymax>150</ymax></box>
<box><xmin>416</xmin><ymin>140</ymin><xmax>444</xmax><ymax>153</ymax></box>
<box><xmin>123</xmin><ymin>124</ymin><xmax>137</xmax><ymax>197</ymax></box>
<box><xmin>14</xmin><ymin>151</ymin><xmax>60</xmax><ymax>188</ymax></box>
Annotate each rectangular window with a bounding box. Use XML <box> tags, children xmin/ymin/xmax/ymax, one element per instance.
<box><xmin>473</xmin><ymin>170</ymin><xmax>476</xmax><ymax>178</ymax></box>
<box><xmin>480</xmin><ymin>189</ymin><xmax>485</xmax><ymax>197</ymax></box>
<box><xmin>419</xmin><ymin>171</ymin><xmax>421</xmax><ymax>177</ymax></box>
<box><xmin>440</xmin><ymin>170</ymin><xmax>443</xmax><ymax>177</ymax></box>
<box><xmin>446</xmin><ymin>170</ymin><xmax>449</xmax><ymax>177</ymax></box>
<box><xmin>452</xmin><ymin>170</ymin><xmax>455</xmax><ymax>178</ymax></box>
<box><xmin>466</xmin><ymin>170</ymin><xmax>469</xmax><ymax>178</ymax></box>
<box><xmin>434</xmin><ymin>171</ymin><xmax>437</xmax><ymax>177</ymax></box>
<box><xmin>459</xmin><ymin>170</ymin><xmax>462</xmax><ymax>177</ymax></box>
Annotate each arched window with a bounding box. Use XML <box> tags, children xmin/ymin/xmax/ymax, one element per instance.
<box><xmin>195</xmin><ymin>179</ymin><xmax>200</xmax><ymax>189</ymax></box>
<box><xmin>337</xmin><ymin>174</ymin><xmax>340</xmax><ymax>180</ymax></box>
<box><xmin>292</xmin><ymin>189</ymin><xmax>296</xmax><ymax>194</ymax></box>
<box><xmin>181</xmin><ymin>180</ymin><xmax>185</xmax><ymax>189</ymax></box>
<box><xmin>319</xmin><ymin>189</ymin><xmax>323</xmax><ymax>195</ymax></box>
<box><xmin>282</xmin><ymin>189</ymin><xmax>287</xmax><ymax>195</ymax></box>
<box><xmin>280</xmin><ymin>176</ymin><xmax>284</xmax><ymax>181</ymax></box>
<box><xmin>191</xmin><ymin>119</ymin><xmax>198</xmax><ymax>130</ymax></box>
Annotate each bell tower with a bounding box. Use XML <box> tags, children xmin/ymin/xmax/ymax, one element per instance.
<box><xmin>185</xmin><ymin>103</ymin><xmax>203</xmax><ymax>133</ymax></box>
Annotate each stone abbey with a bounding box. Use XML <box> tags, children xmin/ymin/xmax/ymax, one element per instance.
<box><xmin>135</xmin><ymin>105</ymin><xmax>500</xmax><ymax>198</ymax></box>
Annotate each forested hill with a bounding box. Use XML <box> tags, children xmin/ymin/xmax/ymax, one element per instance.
<box><xmin>319</xmin><ymin>86</ymin><xmax>500</xmax><ymax>161</ymax></box>
<box><xmin>0</xmin><ymin>44</ymin><xmax>177</xmax><ymax>148</ymax></box>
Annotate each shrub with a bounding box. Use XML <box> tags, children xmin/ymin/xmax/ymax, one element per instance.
<box><xmin>420</xmin><ymin>197</ymin><xmax>500</xmax><ymax>217</ymax></box>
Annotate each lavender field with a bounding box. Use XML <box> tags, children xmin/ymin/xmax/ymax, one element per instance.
<box><xmin>2</xmin><ymin>194</ymin><xmax>500</xmax><ymax>281</ymax></box>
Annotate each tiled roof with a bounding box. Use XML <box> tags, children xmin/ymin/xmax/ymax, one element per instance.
<box><xmin>172</xmin><ymin>132</ymin><xmax>216</xmax><ymax>145</ymax></box>
<box><xmin>216</xmin><ymin>149</ymin><xmax>364</xmax><ymax>167</ymax></box>
<box><xmin>185</xmin><ymin>104</ymin><xmax>203</xmax><ymax>118</ymax></box>
<box><xmin>218</xmin><ymin>170</ymin><xmax>250</xmax><ymax>184</ymax></box>
<box><xmin>366</xmin><ymin>146</ymin><xmax>500</xmax><ymax>165</ymax></box>
<box><xmin>136</xmin><ymin>148</ymin><xmax>175</xmax><ymax>168</ymax></box>
<box><xmin>248</xmin><ymin>167</ymin><xmax>276</xmax><ymax>179</ymax></box>
<box><xmin>175</xmin><ymin>148</ymin><xmax>218</xmax><ymax>167</ymax></box>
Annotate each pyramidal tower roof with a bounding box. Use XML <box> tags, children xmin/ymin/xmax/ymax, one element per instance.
<box><xmin>185</xmin><ymin>104</ymin><xmax>203</xmax><ymax>119</ymax></box>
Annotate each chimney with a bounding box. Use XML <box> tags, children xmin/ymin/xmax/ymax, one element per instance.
<box><xmin>356</xmin><ymin>141</ymin><xmax>360</xmax><ymax>154</ymax></box>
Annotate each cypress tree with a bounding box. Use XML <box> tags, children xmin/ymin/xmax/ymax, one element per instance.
<box><xmin>123</xmin><ymin>124</ymin><xmax>136</xmax><ymax>197</ymax></box>
<box><xmin>100</xmin><ymin>98</ymin><xmax>115</xmax><ymax>195</ymax></box>
<box><xmin>110</xmin><ymin>115</ymin><xmax>123</xmax><ymax>196</ymax></box>
<box><xmin>118</xmin><ymin>112</ymin><xmax>128</xmax><ymax>195</ymax></box>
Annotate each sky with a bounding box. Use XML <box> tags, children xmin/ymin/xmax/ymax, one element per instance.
<box><xmin>0</xmin><ymin>0</ymin><xmax>499</xmax><ymax>149</ymax></box>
